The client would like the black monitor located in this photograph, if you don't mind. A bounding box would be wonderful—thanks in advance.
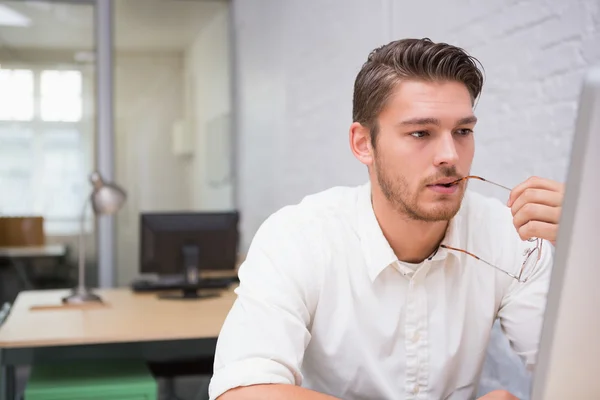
[139,211,239,300]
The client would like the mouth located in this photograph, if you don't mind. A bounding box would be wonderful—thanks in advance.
[426,177,463,194]
[427,178,462,188]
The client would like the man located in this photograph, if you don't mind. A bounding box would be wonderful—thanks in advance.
[209,38,564,400]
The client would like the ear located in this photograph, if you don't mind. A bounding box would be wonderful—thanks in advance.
[349,121,374,167]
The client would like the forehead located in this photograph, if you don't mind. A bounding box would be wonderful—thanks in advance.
[380,79,474,120]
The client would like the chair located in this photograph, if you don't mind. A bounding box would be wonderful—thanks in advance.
[25,360,158,400]
[147,358,214,400]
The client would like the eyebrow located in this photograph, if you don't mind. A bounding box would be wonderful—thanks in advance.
[399,116,478,126]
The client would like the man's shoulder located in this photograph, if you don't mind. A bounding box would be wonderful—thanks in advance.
[255,183,365,240]
[297,184,365,214]
[268,184,364,223]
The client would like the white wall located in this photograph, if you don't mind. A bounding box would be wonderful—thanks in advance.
[184,3,234,211]
[114,51,193,286]
[232,0,600,397]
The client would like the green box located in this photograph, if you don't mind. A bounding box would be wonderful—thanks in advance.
[25,360,158,400]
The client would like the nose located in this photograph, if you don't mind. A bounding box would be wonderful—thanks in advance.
[433,133,459,167]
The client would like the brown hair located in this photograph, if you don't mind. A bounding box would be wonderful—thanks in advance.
[352,38,484,147]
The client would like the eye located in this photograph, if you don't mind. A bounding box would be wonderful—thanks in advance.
[410,131,429,138]
[455,128,473,136]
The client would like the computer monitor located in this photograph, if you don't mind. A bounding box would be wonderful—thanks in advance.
[139,211,239,299]
[530,66,600,399]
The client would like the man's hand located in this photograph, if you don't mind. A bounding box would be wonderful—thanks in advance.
[507,176,565,245]
[477,389,520,399]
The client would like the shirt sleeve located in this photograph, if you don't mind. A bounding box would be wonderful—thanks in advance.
[208,207,324,400]
[497,240,554,369]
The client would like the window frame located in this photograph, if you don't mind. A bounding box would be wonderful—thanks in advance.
[0,61,95,235]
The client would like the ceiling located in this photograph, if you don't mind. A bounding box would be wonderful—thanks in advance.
[0,0,226,55]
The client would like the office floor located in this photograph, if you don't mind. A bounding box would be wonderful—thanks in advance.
[15,366,211,400]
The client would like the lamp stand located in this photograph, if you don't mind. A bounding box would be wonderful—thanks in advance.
[62,197,103,304]
[62,286,103,304]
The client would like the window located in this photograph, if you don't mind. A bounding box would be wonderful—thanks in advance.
[0,67,91,235]
[41,70,82,122]
[0,69,34,121]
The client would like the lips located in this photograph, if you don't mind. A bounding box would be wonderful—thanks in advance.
[427,177,461,188]
[425,177,462,194]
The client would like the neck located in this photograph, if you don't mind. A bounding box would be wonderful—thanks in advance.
[371,184,449,264]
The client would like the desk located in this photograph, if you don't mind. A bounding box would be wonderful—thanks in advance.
[0,245,68,291]
[0,245,67,259]
[0,286,237,400]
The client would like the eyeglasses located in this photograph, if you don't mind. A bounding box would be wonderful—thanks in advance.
[439,175,543,283]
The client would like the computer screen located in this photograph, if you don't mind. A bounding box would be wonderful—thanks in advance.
[140,211,240,277]
[530,66,600,399]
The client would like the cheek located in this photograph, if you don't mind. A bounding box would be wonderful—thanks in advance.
[458,138,475,165]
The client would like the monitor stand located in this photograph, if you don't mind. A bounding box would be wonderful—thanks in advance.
[157,284,220,300]
[157,244,220,301]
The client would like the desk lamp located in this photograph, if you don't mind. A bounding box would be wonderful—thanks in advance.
[62,171,127,304]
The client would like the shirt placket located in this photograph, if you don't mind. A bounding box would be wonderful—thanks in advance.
[403,262,430,400]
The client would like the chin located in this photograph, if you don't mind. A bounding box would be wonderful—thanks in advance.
[419,208,458,221]
[417,198,462,221]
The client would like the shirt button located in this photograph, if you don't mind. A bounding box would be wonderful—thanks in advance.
[412,332,420,342]
[412,385,420,394]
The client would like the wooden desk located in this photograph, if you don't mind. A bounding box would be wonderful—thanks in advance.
[0,245,68,291]
[0,245,66,259]
[0,286,237,400]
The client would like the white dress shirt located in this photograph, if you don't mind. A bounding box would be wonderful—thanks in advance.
[209,182,552,400]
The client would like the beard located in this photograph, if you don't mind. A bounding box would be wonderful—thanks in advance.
[373,156,465,222]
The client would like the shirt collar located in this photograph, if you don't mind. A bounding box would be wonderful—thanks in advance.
[356,180,465,282]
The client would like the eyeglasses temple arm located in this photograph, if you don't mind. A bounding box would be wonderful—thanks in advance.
[459,176,512,192]
[484,180,512,192]
[476,256,521,280]
[440,244,520,281]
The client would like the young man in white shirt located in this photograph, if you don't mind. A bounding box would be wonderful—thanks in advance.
[209,38,565,400]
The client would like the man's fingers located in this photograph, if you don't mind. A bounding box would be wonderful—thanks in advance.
[508,176,564,207]
[506,176,564,245]
[517,220,559,243]
[510,188,563,217]
[513,203,561,229]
